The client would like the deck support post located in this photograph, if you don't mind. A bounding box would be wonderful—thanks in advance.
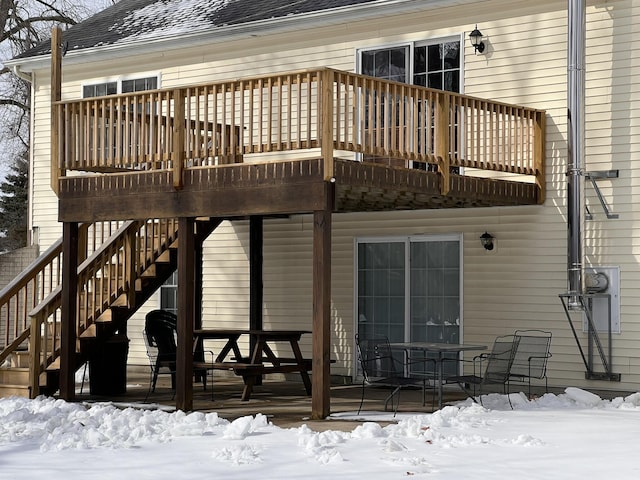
[191,228,204,371]
[321,69,334,181]
[249,216,264,358]
[176,217,195,411]
[50,27,62,195]
[311,183,334,419]
[60,221,78,401]
[436,93,450,195]
[173,88,186,190]
[194,240,203,332]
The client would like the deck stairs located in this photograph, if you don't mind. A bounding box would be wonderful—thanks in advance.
[0,217,221,398]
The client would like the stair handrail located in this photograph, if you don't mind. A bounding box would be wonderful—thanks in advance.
[1,218,179,397]
[0,222,123,365]
[27,218,179,396]
[0,237,65,366]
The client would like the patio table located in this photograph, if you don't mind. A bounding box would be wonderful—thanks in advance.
[389,342,487,409]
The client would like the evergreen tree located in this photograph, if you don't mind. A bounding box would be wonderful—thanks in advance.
[0,150,27,252]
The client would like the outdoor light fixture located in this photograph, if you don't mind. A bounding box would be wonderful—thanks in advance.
[469,25,485,54]
[480,232,494,251]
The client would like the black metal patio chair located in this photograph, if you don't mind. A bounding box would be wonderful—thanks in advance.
[509,329,552,398]
[355,334,434,415]
[143,309,215,401]
[445,334,520,408]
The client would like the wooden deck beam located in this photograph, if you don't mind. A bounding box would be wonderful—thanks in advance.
[58,158,539,223]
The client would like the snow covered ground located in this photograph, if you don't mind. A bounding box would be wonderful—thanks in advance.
[2,387,640,479]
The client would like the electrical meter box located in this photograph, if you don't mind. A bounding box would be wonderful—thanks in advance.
[583,266,620,334]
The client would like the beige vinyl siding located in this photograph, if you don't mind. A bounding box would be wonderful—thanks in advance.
[26,0,640,389]
[31,74,61,248]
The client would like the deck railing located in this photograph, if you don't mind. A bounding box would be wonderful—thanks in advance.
[54,68,545,195]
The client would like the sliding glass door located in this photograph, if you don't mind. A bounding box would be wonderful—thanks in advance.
[356,235,462,375]
[357,240,407,342]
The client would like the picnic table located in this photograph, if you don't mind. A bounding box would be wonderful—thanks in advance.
[193,329,312,401]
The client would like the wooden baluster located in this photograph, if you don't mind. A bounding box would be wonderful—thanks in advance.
[211,84,219,159]
[202,86,209,165]
[230,82,237,161]
[30,315,42,397]
[238,80,245,161]
[266,77,273,153]
[306,73,312,148]
[248,80,255,154]
[257,78,264,153]
[193,87,201,163]
[286,75,292,150]
[277,75,283,151]
[296,74,302,150]
[334,73,342,150]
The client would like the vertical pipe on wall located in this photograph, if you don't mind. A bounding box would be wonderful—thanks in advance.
[566,0,585,308]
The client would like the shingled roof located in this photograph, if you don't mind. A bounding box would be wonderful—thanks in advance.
[16,0,388,59]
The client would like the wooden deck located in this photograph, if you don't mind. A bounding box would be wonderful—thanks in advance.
[53,68,545,221]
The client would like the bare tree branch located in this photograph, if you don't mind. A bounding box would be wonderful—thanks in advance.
[35,0,78,24]
[0,1,105,250]
[0,97,29,110]
[1,14,75,42]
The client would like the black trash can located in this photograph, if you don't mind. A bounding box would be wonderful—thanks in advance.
[89,334,129,395]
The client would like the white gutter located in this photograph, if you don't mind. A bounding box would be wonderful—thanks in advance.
[12,65,32,82]
[5,0,484,72]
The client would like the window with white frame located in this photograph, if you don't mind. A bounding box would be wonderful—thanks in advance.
[359,40,460,90]
[359,39,461,171]
[82,76,158,98]
[160,270,178,315]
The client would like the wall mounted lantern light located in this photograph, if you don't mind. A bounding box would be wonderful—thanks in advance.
[480,232,494,251]
[469,25,485,54]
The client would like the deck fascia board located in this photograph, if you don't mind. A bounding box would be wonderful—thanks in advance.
[58,158,539,222]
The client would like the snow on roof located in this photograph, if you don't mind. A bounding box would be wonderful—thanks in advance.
[16,0,384,59]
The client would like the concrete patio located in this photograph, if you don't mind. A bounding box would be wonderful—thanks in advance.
[72,368,564,432]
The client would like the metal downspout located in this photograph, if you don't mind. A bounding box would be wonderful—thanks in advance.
[566,0,585,308]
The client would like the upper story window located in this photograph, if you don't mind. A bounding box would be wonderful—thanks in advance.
[361,46,408,82]
[83,82,117,98]
[359,39,460,93]
[122,77,158,93]
[82,76,158,98]
[413,42,459,92]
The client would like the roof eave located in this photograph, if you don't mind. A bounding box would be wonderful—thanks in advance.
[5,0,470,72]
